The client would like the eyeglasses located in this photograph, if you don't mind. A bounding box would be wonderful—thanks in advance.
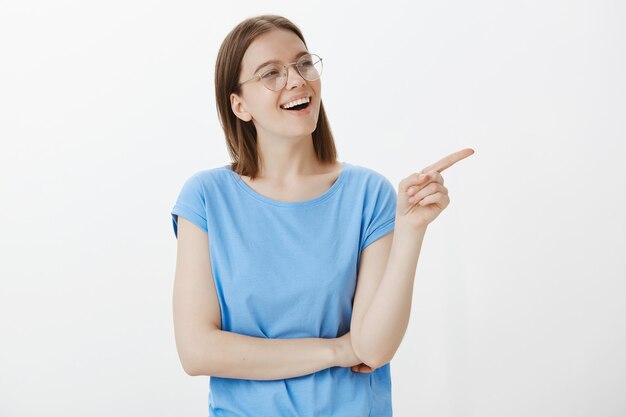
[236,53,323,92]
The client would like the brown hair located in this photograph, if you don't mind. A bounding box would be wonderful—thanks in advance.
[214,14,338,179]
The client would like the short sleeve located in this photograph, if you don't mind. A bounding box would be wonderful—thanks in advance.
[171,174,208,239]
[359,174,397,252]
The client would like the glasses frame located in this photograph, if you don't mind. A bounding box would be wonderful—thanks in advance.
[236,53,323,91]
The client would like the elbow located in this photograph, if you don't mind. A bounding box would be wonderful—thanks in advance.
[175,339,201,376]
[182,356,215,377]
[358,349,380,369]
[178,346,214,377]
[374,353,393,369]
[352,338,389,370]
[366,352,394,370]
[180,354,200,376]
[183,364,197,376]
[181,351,219,377]
[176,330,220,377]
[364,353,390,370]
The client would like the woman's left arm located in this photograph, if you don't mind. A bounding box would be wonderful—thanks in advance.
[350,148,474,370]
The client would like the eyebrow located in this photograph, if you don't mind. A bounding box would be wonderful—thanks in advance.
[253,51,310,74]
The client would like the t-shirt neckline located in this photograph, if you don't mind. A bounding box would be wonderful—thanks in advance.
[225,161,350,208]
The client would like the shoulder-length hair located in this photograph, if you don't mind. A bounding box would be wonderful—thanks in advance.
[214,14,337,179]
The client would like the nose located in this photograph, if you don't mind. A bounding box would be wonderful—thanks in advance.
[285,64,305,89]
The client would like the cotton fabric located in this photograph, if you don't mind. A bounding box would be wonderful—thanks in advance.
[171,161,396,416]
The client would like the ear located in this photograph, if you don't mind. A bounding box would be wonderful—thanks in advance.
[230,93,252,122]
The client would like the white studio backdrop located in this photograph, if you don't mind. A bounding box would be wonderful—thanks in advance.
[1,0,625,416]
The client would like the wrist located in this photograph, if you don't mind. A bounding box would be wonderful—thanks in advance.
[394,216,428,233]
[328,337,342,367]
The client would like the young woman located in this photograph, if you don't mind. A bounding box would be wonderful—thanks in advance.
[171,14,473,417]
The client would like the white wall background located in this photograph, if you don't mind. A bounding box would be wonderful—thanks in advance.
[1,0,624,416]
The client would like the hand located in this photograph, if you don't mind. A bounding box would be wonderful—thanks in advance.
[334,332,376,373]
[350,363,375,373]
[397,148,475,230]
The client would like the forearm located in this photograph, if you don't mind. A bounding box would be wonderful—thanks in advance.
[188,329,337,380]
[356,221,427,367]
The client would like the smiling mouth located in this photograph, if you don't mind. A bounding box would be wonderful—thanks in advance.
[281,98,312,111]
[285,102,309,111]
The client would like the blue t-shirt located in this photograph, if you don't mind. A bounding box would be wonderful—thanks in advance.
[171,161,396,417]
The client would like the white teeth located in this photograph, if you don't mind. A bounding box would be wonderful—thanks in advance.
[281,96,310,109]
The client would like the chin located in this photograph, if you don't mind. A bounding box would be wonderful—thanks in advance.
[288,126,316,139]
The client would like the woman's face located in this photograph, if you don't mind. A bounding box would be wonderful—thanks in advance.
[230,29,322,141]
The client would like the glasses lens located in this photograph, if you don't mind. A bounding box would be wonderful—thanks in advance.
[257,54,324,91]
[259,65,286,91]
[297,54,323,81]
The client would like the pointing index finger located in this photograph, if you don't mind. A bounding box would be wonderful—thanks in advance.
[420,148,475,174]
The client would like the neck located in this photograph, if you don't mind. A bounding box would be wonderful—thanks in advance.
[254,133,323,181]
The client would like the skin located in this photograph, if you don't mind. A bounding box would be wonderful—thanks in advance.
[348,148,475,373]
[399,148,475,228]
[229,28,335,184]
[229,27,476,373]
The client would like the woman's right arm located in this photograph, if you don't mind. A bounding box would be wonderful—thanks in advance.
[173,216,356,380]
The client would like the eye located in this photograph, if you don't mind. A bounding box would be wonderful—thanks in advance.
[298,59,314,68]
